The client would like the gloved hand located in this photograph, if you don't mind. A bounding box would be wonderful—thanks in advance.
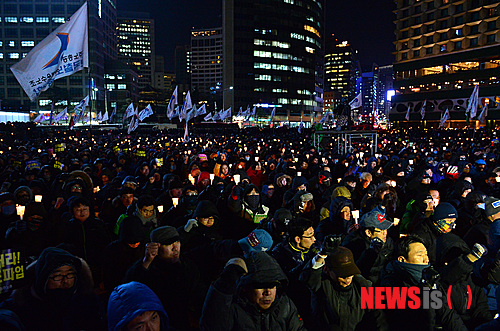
[422,266,440,288]
[184,219,198,232]
[369,237,384,252]
[320,235,342,256]
[225,257,248,273]
[472,243,488,260]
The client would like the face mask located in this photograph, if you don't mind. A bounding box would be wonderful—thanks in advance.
[246,195,260,210]
[245,156,250,161]
[45,288,75,304]
[434,219,456,234]
[2,205,16,216]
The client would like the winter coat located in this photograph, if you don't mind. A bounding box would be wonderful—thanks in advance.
[315,197,353,243]
[107,281,169,331]
[435,234,493,330]
[412,218,442,264]
[380,260,467,331]
[200,252,305,331]
[342,230,394,284]
[124,256,206,330]
[0,247,105,331]
[300,259,378,331]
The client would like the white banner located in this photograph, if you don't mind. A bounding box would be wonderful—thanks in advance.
[10,3,88,101]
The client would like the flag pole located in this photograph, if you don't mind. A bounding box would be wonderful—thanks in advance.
[87,0,92,136]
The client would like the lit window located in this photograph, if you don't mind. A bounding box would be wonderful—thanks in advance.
[8,41,15,47]
[36,17,49,23]
[39,100,51,106]
[21,17,34,23]
[52,17,65,24]
[5,17,18,23]
[9,53,19,59]
[305,47,315,53]
[21,41,34,47]
[0,53,3,59]
[117,84,127,89]
[106,84,115,90]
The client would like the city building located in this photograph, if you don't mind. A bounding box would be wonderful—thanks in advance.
[324,37,359,104]
[153,55,165,91]
[223,0,325,124]
[0,0,117,113]
[191,27,223,111]
[378,65,394,116]
[104,61,139,123]
[356,64,380,119]
[391,0,500,127]
[164,72,175,95]
[174,44,191,99]
[117,11,155,89]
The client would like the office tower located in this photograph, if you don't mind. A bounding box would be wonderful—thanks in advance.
[223,0,325,123]
[0,0,117,112]
[391,0,500,126]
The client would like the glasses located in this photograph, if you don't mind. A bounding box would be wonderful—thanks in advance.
[49,272,77,282]
[74,207,89,213]
[71,185,82,190]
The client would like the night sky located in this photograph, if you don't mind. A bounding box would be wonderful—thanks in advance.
[119,0,395,72]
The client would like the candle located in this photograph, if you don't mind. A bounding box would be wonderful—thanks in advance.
[16,205,25,220]
[255,156,259,162]
[234,174,241,185]
[157,205,164,213]
[393,218,400,226]
[209,174,215,183]
[409,159,413,165]
[352,210,359,220]
[337,178,342,183]
[188,174,195,185]
[297,172,302,177]
[35,195,42,203]
[172,198,179,208]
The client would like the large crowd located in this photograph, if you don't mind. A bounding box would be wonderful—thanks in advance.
[0,122,499,330]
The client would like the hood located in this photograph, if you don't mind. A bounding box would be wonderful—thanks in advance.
[119,216,146,244]
[14,186,33,203]
[196,171,211,190]
[34,247,82,298]
[291,176,308,191]
[436,233,470,267]
[330,196,353,221]
[193,200,220,219]
[239,252,288,288]
[108,281,169,331]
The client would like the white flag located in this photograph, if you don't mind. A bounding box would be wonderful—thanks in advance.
[34,114,46,124]
[167,86,178,119]
[319,112,329,124]
[186,107,196,122]
[298,119,304,133]
[349,92,362,109]
[204,113,213,121]
[96,112,103,122]
[102,110,109,122]
[123,102,135,119]
[53,107,68,123]
[270,107,276,122]
[183,123,189,143]
[74,95,89,111]
[220,107,231,121]
[237,107,243,117]
[10,3,88,101]
[478,104,488,124]
[212,111,221,121]
[179,91,192,122]
[138,104,153,121]
[109,104,117,122]
[420,100,427,120]
[128,112,139,134]
[196,104,207,116]
[405,105,411,121]
[439,109,450,128]
[466,85,480,118]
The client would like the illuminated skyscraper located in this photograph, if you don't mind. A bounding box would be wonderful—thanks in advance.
[223,0,325,123]
[117,11,155,89]
[0,0,117,112]
[391,0,500,126]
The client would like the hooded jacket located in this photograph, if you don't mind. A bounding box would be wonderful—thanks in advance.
[107,281,170,331]
[0,247,105,331]
[200,252,304,331]
[315,197,353,243]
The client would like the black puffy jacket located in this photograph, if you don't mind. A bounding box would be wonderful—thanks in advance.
[200,252,305,331]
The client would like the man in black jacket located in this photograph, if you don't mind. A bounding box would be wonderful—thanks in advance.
[300,237,381,330]
[125,226,206,330]
[343,206,394,284]
[380,235,468,331]
[272,217,318,327]
[200,252,305,331]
